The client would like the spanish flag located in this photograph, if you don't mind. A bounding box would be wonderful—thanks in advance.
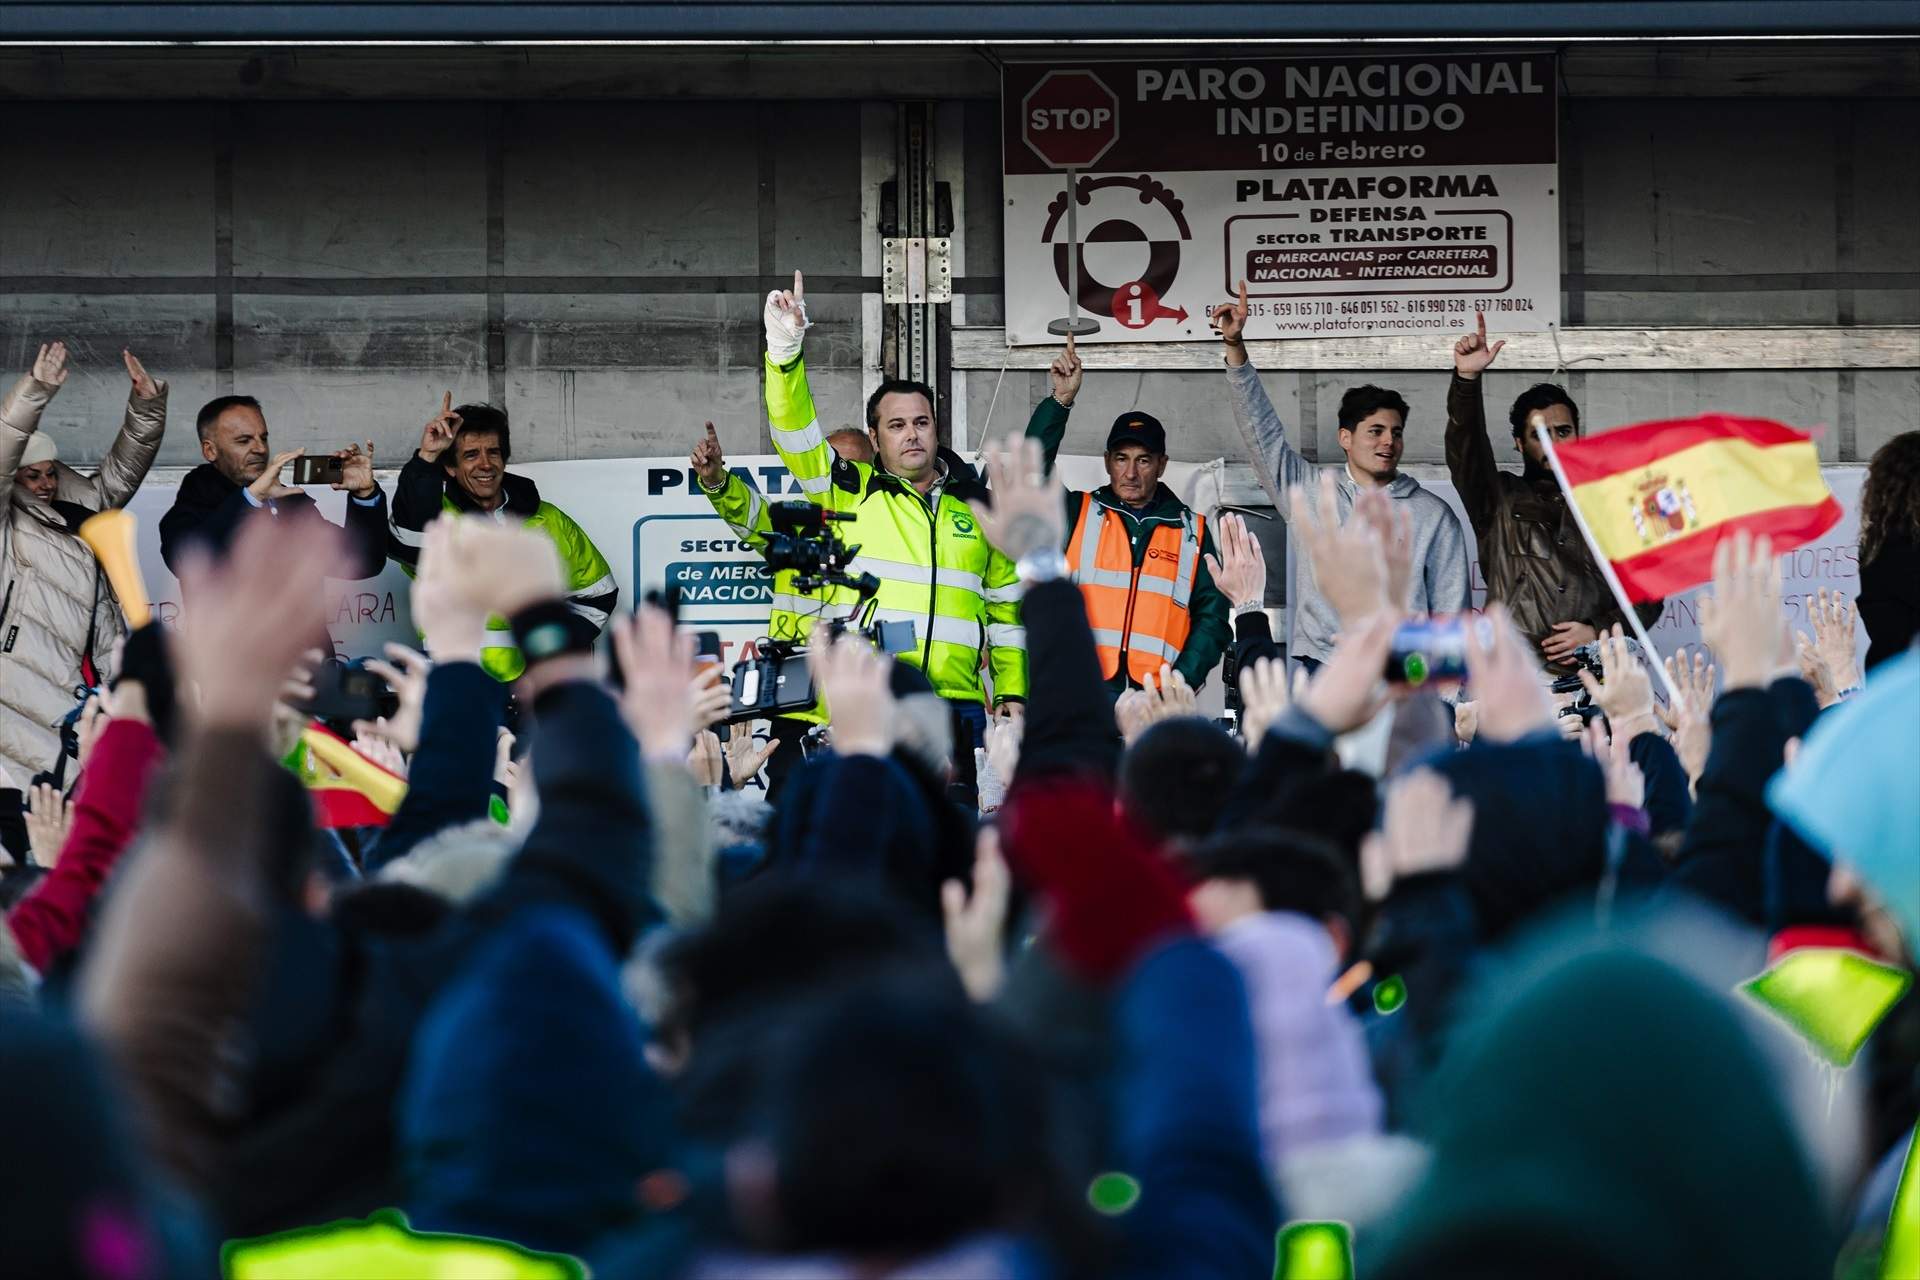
[287,722,408,829]
[1551,414,1841,603]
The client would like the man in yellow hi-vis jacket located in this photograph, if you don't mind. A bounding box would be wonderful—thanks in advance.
[693,270,1027,791]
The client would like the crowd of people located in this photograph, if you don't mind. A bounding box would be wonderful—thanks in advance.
[0,268,1916,1278]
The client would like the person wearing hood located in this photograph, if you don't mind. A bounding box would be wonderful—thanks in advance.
[155,391,387,581]
[1210,283,1470,674]
[1,342,167,818]
[1023,337,1231,694]
[1371,943,1835,1279]
[388,395,617,682]
[1445,310,1663,673]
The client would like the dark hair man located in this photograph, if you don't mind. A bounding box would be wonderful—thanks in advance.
[1023,334,1232,693]
[1212,282,1471,674]
[1446,312,1662,670]
[157,393,389,579]
[388,394,616,682]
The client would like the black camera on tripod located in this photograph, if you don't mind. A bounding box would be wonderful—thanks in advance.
[727,502,916,723]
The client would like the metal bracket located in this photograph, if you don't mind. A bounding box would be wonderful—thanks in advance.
[881,236,952,304]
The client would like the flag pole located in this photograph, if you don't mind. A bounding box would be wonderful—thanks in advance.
[1533,420,1686,709]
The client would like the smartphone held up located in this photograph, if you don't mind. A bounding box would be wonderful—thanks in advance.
[289,454,346,487]
[1384,615,1493,688]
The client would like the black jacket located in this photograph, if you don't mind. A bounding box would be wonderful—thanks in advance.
[157,463,389,579]
[214,673,655,1236]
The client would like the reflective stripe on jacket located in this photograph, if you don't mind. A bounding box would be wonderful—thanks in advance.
[1065,489,1204,685]
[730,353,1026,706]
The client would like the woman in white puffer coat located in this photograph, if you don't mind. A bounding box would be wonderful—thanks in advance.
[0,341,167,802]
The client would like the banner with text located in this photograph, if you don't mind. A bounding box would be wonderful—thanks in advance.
[1001,54,1560,345]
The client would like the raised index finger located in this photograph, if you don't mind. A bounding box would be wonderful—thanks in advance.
[440,390,452,418]
[1236,279,1248,311]
[792,270,804,302]
[1064,330,1076,360]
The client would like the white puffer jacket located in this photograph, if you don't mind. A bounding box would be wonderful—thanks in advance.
[0,373,167,788]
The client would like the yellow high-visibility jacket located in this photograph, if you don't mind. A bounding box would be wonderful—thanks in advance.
[703,354,1026,705]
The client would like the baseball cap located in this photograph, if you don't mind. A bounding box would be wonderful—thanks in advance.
[1105,411,1166,455]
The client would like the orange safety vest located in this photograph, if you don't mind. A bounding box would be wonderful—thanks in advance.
[1065,491,1205,685]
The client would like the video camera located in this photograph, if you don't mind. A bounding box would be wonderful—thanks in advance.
[1550,642,1606,725]
[728,501,916,722]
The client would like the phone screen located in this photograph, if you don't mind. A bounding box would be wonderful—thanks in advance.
[1385,615,1489,687]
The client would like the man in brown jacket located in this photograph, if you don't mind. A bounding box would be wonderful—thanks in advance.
[1445,313,1662,672]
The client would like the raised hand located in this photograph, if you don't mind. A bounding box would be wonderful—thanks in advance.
[1698,530,1782,691]
[942,827,1013,1002]
[971,435,1065,563]
[26,782,74,867]
[1351,488,1414,612]
[31,341,69,388]
[1465,604,1557,742]
[1114,689,1154,745]
[1453,310,1506,380]
[1049,332,1084,407]
[1237,655,1296,751]
[333,440,378,499]
[686,731,724,787]
[410,521,490,663]
[1584,718,1646,810]
[175,514,351,733]
[1209,280,1251,367]
[984,715,1022,785]
[249,448,305,502]
[1299,610,1399,735]
[691,420,727,488]
[724,724,779,789]
[764,268,811,363]
[1360,768,1475,902]
[690,664,732,731]
[1807,589,1859,699]
[1658,646,1717,728]
[1576,624,1658,739]
[420,391,461,463]
[123,349,159,399]
[494,729,518,789]
[1204,510,1266,609]
[430,515,567,622]
[810,633,896,758]
[350,729,409,779]
[611,605,702,763]
[1288,472,1389,624]
[357,642,431,753]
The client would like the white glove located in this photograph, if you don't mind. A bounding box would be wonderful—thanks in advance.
[764,270,811,365]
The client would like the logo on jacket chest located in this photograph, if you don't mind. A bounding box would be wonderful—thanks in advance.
[947,510,978,540]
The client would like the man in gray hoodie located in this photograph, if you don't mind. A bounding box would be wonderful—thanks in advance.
[1211,284,1470,671]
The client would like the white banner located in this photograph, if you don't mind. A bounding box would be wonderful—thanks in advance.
[118,457,1869,696]
[1001,54,1561,346]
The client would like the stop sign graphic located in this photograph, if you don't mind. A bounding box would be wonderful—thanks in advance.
[1022,70,1121,170]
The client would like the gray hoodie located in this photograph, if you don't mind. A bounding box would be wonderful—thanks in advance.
[1224,359,1471,663]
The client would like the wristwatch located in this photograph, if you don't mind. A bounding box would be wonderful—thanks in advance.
[1016,547,1070,586]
